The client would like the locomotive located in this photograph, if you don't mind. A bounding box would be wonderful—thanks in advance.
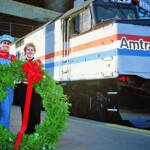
[12,0,150,128]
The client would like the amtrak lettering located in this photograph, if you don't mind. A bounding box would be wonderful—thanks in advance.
[120,37,150,50]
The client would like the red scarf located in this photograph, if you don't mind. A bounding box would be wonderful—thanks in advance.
[0,50,9,59]
[0,49,16,61]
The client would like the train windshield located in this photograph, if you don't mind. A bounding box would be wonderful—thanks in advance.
[94,4,137,24]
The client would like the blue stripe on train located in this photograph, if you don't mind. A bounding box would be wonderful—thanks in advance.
[45,49,117,69]
[118,48,150,56]
[45,23,55,75]
[45,48,150,69]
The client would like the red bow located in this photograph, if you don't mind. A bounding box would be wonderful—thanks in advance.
[14,61,43,150]
[22,61,43,83]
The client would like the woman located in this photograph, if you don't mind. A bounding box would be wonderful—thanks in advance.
[16,43,42,134]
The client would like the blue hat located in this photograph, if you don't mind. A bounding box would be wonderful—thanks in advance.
[0,34,14,43]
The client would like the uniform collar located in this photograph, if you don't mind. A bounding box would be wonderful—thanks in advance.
[26,57,34,61]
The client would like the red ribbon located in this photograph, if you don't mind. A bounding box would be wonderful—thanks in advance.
[14,61,43,150]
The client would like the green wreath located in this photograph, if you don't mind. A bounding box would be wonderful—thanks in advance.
[0,60,70,150]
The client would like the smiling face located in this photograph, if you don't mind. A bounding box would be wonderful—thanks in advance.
[0,40,11,51]
[25,46,35,59]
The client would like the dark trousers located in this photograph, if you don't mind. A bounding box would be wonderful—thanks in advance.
[14,83,42,134]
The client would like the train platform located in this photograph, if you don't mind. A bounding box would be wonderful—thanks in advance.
[10,106,150,150]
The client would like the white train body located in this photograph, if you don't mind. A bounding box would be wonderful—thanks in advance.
[13,21,150,81]
[12,0,150,128]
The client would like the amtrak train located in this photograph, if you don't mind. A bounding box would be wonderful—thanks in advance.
[12,0,150,128]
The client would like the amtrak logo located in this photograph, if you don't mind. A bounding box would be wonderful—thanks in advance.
[120,37,150,50]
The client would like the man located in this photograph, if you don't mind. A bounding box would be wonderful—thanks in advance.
[0,34,16,130]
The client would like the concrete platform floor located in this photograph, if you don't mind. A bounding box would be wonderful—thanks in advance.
[10,105,150,150]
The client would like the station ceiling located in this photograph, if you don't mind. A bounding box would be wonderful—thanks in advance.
[0,0,74,38]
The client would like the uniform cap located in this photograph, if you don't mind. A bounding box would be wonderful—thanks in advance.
[0,34,14,43]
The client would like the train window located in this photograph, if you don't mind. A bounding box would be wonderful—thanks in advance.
[69,16,80,37]
[94,5,136,24]
[80,8,91,32]
[69,7,92,37]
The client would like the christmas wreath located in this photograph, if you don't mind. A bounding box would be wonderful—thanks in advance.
[0,60,70,150]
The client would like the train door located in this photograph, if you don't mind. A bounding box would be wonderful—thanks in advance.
[60,7,92,81]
